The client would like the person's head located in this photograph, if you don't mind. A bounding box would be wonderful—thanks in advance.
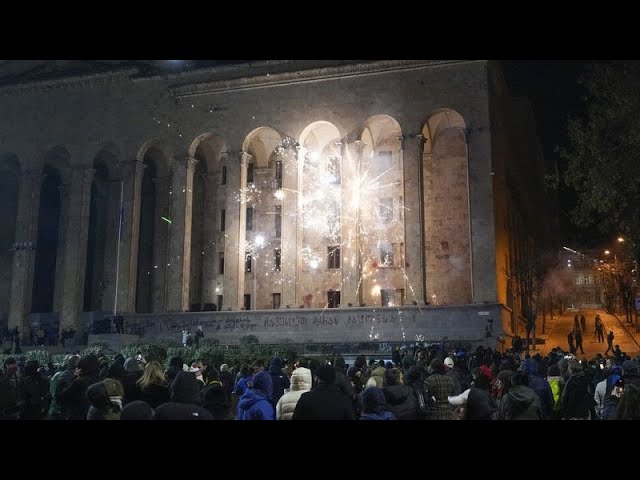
[383,368,402,387]
[3,357,16,375]
[251,371,273,398]
[614,383,640,420]
[137,361,166,391]
[120,401,154,420]
[316,364,336,385]
[429,358,445,375]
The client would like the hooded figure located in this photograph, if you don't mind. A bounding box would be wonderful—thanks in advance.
[499,371,542,420]
[202,384,234,420]
[87,378,124,420]
[153,372,213,420]
[269,357,291,405]
[237,370,275,420]
[120,400,154,420]
[520,358,554,419]
[276,366,312,420]
[360,386,396,420]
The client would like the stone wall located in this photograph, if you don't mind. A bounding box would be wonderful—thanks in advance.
[121,304,504,346]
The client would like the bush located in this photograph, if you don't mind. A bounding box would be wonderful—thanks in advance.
[24,350,51,366]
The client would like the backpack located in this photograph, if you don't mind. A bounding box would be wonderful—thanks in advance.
[548,378,563,413]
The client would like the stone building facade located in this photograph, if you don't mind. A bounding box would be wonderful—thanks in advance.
[0,60,548,344]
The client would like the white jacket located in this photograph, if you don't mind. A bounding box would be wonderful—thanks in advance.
[276,367,312,420]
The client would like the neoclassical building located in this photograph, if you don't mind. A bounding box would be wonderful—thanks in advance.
[0,60,549,343]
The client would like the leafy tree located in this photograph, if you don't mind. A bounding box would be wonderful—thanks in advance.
[560,61,640,259]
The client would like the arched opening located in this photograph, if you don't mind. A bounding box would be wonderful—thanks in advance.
[240,127,286,310]
[422,108,471,305]
[298,121,343,308]
[355,115,404,307]
[0,155,20,331]
[136,145,169,313]
[32,165,62,313]
[188,134,226,311]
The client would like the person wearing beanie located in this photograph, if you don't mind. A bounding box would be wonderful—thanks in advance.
[499,371,542,420]
[236,370,275,420]
[360,386,396,420]
[121,357,144,405]
[120,400,154,420]
[276,366,312,420]
[292,364,355,420]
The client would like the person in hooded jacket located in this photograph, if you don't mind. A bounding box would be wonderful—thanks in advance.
[86,378,124,420]
[237,370,275,420]
[382,367,420,420]
[153,371,212,420]
[520,357,554,419]
[268,357,290,405]
[360,386,396,420]
[203,383,234,420]
[276,366,312,420]
[499,371,542,420]
[292,364,355,420]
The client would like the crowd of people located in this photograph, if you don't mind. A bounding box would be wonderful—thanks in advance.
[0,339,638,420]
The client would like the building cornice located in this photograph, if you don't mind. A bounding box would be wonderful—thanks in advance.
[0,68,139,96]
[168,60,484,99]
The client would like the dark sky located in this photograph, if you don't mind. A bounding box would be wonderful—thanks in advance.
[500,60,604,248]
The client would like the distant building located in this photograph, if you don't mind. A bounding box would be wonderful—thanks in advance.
[0,60,551,344]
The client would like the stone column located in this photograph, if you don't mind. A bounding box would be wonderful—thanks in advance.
[281,146,299,309]
[403,134,426,305]
[200,171,220,307]
[224,151,248,310]
[59,166,95,334]
[53,182,70,313]
[341,140,363,306]
[152,176,171,312]
[165,156,197,312]
[8,170,43,341]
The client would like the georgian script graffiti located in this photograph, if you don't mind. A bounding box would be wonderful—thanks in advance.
[263,315,340,328]
[346,313,399,324]
[128,316,258,334]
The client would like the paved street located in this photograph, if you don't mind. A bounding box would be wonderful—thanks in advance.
[535,308,640,359]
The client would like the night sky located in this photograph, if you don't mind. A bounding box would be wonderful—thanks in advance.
[500,60,603,248]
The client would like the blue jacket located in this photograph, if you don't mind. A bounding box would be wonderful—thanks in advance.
[237,389,275,420]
